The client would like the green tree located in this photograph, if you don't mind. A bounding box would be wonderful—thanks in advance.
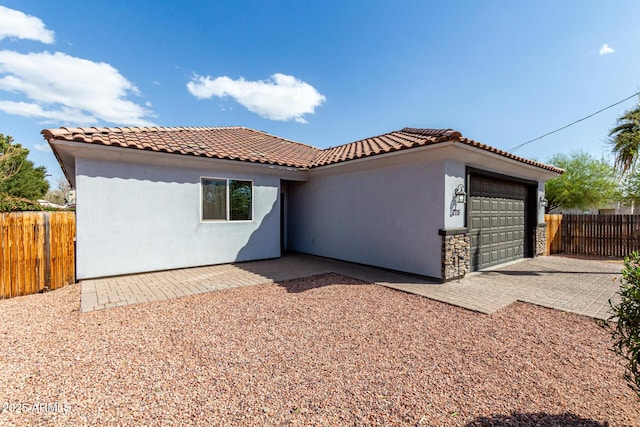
[0,134,49,200]
[618,170,640,209]
[601,252,640,398]
[610,102,640,175]
[0,134,23,183]
[545,151,618,212]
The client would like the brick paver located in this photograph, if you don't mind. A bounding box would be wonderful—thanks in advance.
[383,256,622,319]
[80,254,622,319]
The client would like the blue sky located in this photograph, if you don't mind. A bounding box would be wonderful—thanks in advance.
[0,1,639,185]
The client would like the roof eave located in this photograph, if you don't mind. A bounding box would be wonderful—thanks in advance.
[49,141,75,187]
[451,142,563,177]
[47,138,310,178]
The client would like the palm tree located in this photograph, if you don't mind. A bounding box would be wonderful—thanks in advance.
[610,104,640,174]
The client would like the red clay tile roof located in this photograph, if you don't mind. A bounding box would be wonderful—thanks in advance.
[41,126,319,168]
[41,126,562,173]
[312,128,462,166]
[313,128,563,173]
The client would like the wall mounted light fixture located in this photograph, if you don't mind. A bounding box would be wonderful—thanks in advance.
[455,184,467,204]
[539,197,548,208]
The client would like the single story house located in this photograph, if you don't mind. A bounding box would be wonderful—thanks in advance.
[42,126,562,281]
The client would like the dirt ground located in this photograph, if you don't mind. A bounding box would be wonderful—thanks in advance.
[1,273,638,426]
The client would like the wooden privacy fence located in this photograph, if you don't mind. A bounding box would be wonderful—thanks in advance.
[545,213,640,257]
[0,211,75,299]
[544,214,562,255]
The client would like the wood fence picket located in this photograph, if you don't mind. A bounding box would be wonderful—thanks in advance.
[546,213,640,257]
[0,211,75,299]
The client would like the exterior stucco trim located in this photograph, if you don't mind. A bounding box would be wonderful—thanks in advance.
[438,227,469,236]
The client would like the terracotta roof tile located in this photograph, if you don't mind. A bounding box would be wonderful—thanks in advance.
[41,126,320,168]
[310,128,563,173]
[41,126,562,174]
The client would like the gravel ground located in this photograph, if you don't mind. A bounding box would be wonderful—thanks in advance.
[0,273,638,426]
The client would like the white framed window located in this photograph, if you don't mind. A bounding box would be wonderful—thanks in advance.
[201,178,253,221]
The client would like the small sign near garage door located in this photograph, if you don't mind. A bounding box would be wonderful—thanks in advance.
[468,175,528,271]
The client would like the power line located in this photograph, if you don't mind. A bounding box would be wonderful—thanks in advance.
[510,91,640,152]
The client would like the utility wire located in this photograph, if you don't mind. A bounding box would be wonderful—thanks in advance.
[510,91,640,152]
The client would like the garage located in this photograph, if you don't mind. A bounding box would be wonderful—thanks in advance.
[468,174,532,271]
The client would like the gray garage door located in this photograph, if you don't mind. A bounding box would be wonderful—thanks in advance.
[469,176,528,271]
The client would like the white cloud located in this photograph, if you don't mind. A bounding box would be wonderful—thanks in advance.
[187,73,326,123]
[0,6,55,44]
[599,44,615,55]
[0,101,95,124]
[34,142,52,152]
[0,50,154,126]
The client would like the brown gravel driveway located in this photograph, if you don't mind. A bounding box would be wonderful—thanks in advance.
[1,273,638,426]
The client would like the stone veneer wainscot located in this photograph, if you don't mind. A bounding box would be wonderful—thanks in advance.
[439,228,470,281]
[534,223,546,257]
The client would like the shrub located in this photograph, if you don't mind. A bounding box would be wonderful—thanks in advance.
[602,251,640,398]
[0,193,66,212]
[0,193,44,212]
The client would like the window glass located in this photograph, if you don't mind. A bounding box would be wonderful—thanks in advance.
[229,180,252,221]
[202,179,226,220]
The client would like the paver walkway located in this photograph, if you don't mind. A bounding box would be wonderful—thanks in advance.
[385,256,622,319]
[80,254,433,312]
[81,254,622,319]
